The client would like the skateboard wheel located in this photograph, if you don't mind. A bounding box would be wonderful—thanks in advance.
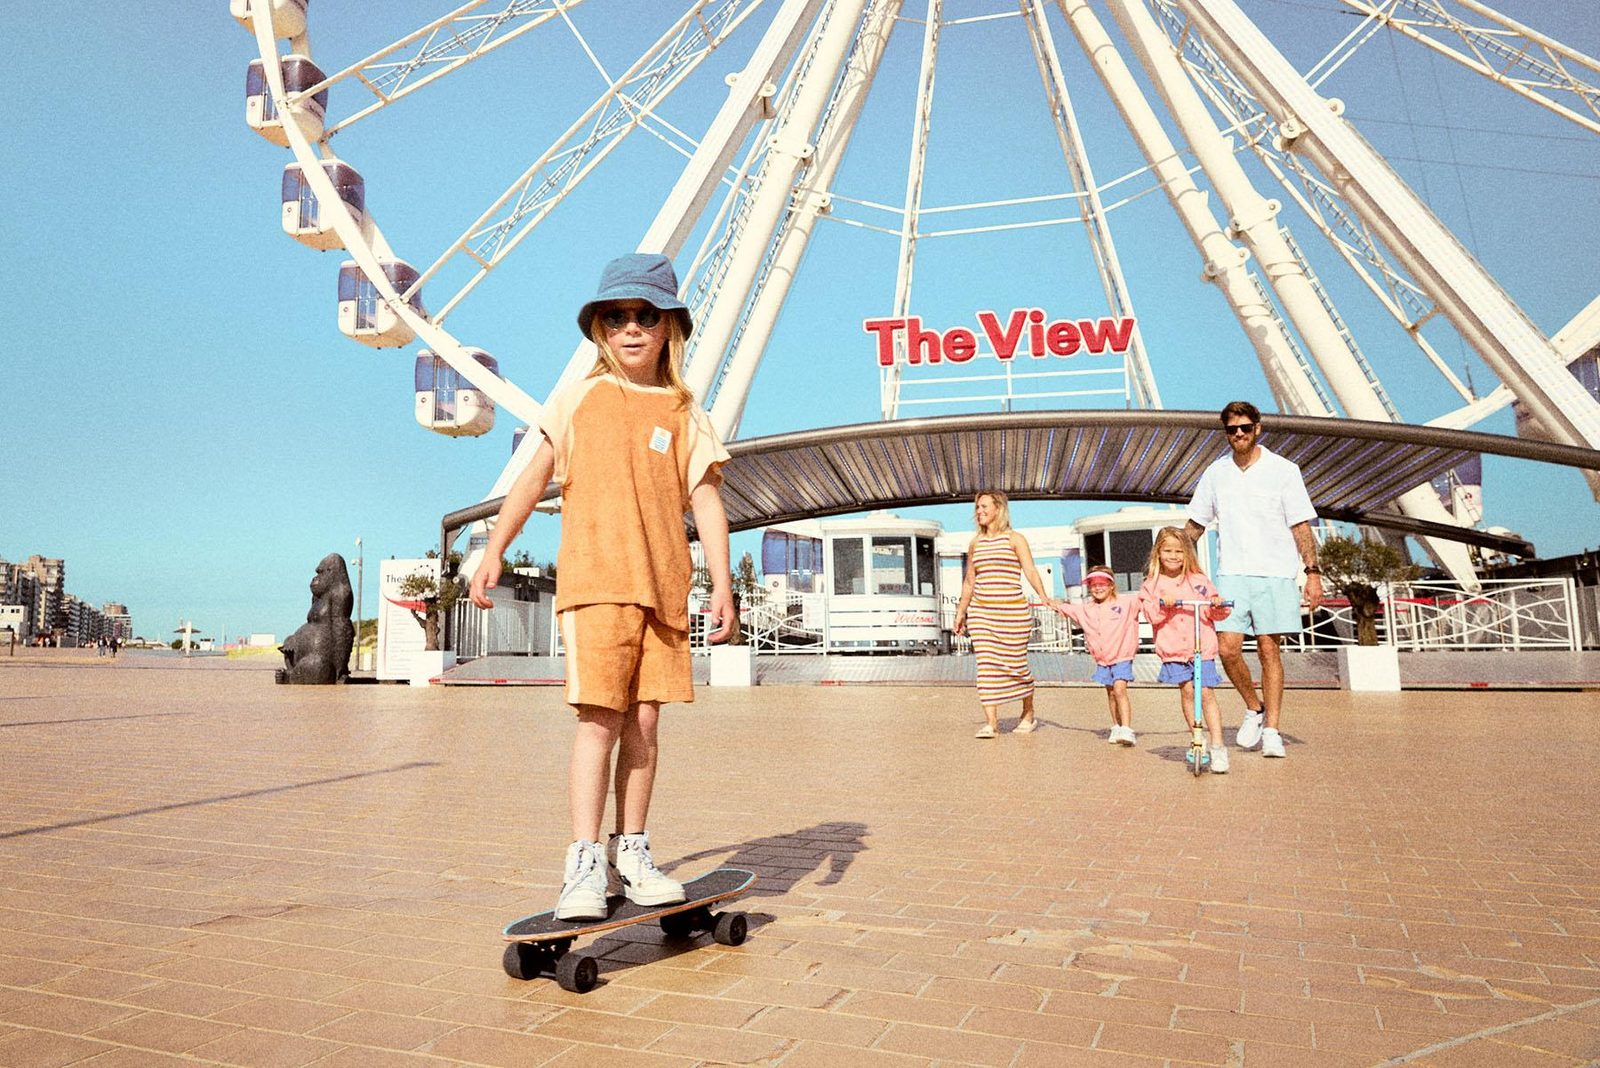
[502,942,546,981]
[556,951,599,993]
[659,910,697,939]
[712,911,748,947]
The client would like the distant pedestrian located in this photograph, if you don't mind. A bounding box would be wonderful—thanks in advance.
[1051,564,1143,745]
[1185,401,1323,758]
[954,490,1052,738]
[110,636,120,658]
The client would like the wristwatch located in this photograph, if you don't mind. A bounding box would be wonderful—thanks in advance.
[1304,565,1322,575]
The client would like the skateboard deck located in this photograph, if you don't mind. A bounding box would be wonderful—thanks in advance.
[501,867,757,991]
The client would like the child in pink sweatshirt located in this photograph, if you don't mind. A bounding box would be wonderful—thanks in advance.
[1140,527,1233,772]
[1053,564,1143,746]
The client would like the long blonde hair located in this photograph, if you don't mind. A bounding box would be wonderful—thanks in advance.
[975,490,1012,535]
[1145,525,1203,581]
[585,311,693,404]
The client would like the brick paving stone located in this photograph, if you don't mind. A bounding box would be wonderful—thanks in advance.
[0,1029,120,1067]
[188,1027,348,1068]
[2,660,1599,1066]
[73,1049,207,1067]
[83,1009,242,1054]
[517,1005,677,1049]
[770,1039,935,1067]
[1404,1035,1589,1066]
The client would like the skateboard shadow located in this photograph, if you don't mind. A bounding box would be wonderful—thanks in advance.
[573,822,870,982]
[659,820,869,897]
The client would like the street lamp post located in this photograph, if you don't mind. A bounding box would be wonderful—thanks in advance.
[354,537,364,674]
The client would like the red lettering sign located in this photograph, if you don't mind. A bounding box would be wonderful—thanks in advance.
[866,310,1136,365]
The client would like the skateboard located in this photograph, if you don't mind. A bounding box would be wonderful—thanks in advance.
[501,867,757,992]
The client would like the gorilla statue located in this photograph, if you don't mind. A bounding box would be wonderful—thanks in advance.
[277,553,354,684]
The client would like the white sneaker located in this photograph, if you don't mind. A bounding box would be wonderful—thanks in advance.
[1107,726,1123,745]
[1209,746,1230,773]
[555,840,608,921]
[1120,727,1137,747]
[609,831,685,907]
[1012,717,1038,734]
[1236,709,1265,750]
[1261,728,1286,758]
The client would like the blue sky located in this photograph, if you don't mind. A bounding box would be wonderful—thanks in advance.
[3,0,1596,642]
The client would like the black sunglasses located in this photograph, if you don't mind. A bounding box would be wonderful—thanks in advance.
[1224,422,1258,437]
[599,306,664,330]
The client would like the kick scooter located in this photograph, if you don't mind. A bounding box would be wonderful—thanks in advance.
[1166,598,1232,777]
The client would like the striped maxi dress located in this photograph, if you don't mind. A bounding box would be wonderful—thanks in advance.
[967,533,1036,705]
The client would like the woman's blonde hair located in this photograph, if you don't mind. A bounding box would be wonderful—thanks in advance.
[1145,525,1203,581]
[974,490,1011,534]
[585,310,693,404]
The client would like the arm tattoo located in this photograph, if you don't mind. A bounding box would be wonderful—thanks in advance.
[1291,521,1317,566]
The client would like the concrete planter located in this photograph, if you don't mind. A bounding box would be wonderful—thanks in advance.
[708,644,756,687]
[1336,644,1400,692]
[409,650,457,687]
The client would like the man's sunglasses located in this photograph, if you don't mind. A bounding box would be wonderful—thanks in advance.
[599,306,664,331]
[1224,422,1258,437]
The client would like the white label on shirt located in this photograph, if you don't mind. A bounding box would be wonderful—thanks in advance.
[649,426,672,454]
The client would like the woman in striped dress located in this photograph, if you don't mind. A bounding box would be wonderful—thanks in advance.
[954,491,1054,738]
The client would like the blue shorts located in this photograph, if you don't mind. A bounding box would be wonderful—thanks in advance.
[1215,575,1303,636]
[1158,659,1222,687]
[1092,659,1134,686]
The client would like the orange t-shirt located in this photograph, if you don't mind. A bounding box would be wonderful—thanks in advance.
[539,373,729,632]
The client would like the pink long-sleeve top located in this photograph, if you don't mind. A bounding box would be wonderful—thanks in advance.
[1139,572,1231,663]
[1055,594,1143,666]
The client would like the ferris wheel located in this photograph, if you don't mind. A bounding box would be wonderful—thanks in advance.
[236,0,1600,583]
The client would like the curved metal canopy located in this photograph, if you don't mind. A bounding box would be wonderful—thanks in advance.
[715,410,1600,554]
[443,410,1600,558]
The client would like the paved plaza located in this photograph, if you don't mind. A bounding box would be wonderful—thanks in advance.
[1,652,1598,1067]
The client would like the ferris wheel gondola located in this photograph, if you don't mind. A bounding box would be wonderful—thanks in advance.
[337,260,423,348]
[282,161,364,251]
[245,56,326,146]
[416,350,499,437]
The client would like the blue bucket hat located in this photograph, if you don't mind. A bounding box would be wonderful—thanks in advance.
[576,252,693,339]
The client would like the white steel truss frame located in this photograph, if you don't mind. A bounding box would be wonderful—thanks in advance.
[412,0,772,324]
[1167,0,1600,465]
[879,0,942,421]
[1113,0,1478,583]
[1019,0,1159,411]
[1341,0,1600,137]
[706,0,905,438]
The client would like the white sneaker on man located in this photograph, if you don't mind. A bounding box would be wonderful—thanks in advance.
[608,831,686,907]
[1209,745,1230,773]
[1261,728,1286,758]
[555,840,608,921]
[1236,709,1265,749]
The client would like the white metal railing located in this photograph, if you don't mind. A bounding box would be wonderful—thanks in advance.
[536,577,1584,658]
[1279,577,1580,651]
[1382,578,1579,652]
[688,587,827,653]
[740,588,825,653]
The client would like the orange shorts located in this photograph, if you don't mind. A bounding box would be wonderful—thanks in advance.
[559,603,694,712]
